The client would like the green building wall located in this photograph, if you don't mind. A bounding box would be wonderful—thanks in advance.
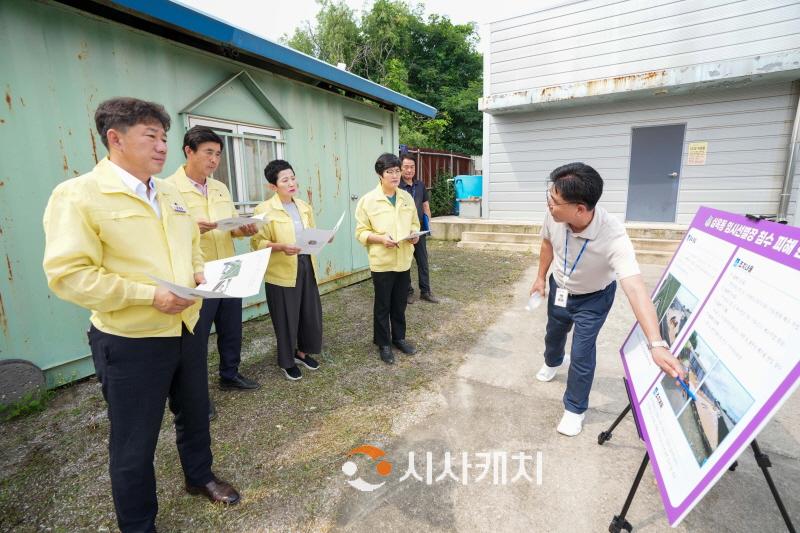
[0,0,399,387]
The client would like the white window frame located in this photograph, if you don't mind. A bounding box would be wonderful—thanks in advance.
[188,116,285,212]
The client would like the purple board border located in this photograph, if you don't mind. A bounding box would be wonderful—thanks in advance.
[618,206,800,526]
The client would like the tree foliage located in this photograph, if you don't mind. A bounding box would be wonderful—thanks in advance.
[283,0,483,154]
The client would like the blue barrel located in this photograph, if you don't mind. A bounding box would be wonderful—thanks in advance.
[454,175,483,199]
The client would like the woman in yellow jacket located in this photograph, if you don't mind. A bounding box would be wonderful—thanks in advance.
[355,153,420,364]
[251,160,322,380]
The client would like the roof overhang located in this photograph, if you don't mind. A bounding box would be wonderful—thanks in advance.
[480,49,800,115]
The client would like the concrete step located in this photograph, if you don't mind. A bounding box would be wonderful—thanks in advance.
[630,237,682,252]
[458,232,678,263]
[431,216,687,242]
[457,241,535,253]
[459,239,673,265]
[624,224,686,241]
[430,217,541,240]
[460,231,541,244]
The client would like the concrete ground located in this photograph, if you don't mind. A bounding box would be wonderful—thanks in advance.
[332,264,800,532]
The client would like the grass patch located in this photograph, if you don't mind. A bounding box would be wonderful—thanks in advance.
[0,242,531,532]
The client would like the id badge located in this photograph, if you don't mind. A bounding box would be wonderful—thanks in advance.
[554,287,569,307]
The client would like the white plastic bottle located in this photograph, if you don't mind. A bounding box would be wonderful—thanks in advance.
[525,291,543,311]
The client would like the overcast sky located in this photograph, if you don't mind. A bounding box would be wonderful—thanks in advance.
[177,0,557,54]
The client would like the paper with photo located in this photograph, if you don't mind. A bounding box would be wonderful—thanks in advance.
[213,212,268,232]
[295,211,346,255]
[619,206,800,527]
[150,248,271,299]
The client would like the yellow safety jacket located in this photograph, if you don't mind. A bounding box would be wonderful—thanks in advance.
[355,184,420,272]
[165,165,238,261]
[250,194,319,287]
[42,158,203,337]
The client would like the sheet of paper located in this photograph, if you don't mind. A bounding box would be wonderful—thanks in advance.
[397,230,430,242]
[294,211,346,255]
[150,248,271,299]
[213,212,267,232]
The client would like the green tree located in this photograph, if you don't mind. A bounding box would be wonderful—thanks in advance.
[283,0,483,154]
[287,0,362,70]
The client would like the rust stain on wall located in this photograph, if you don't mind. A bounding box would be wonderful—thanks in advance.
[334,154,342,197]
[0,292,8,337]
[0,119,5,124]
[306,186,313,204]
[89,128,98,163]
[19,97,25,107]
[325,262,332,276]
[77,40,89,61]
[5,255,12,281]
[540,70,668,101]
[58,139,69,174]
[4,89,11,111]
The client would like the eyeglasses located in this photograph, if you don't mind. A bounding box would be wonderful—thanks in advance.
[545,187,578,208]
[384,169,402,175]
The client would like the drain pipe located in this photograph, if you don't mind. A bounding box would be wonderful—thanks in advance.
[777,81,800,223]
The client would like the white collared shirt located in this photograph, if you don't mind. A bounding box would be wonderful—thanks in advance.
[108,159,161,218]
[541,206,640,294]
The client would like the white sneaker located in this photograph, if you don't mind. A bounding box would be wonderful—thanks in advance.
[557,410,585,437]
[535,353,570,382]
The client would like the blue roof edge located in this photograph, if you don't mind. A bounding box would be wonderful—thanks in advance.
[106,0,438,118]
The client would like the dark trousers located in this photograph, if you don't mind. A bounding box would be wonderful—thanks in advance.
[409,234,431,295]
[196,297,243,380]
[543,275,616,415]
[265,255,323,369]
[88,325,213,533]
[371,269,411,346]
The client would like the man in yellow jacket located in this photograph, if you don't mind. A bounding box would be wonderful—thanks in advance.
[355,153,420,364]
[42,98,239,533]
[166,126,259,393]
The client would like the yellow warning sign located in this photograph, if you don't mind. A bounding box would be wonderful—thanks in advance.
[687,141,708,165]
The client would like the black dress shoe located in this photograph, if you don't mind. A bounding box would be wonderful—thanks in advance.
[392,339,416,355]
[379,345,394,364]
[420,292,440,303]
[219,373,261,391]
[209,401,217,422]
[186,476,240,505]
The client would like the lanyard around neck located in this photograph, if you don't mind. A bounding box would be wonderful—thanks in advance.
[564,231,589,278]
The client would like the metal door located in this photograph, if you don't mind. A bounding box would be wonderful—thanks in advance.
[345,120,385,270]
[626,124,686,222]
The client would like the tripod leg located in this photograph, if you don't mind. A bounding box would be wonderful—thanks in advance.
[751,440,796,533]
[598,403,631,445]
[609,452,649,533]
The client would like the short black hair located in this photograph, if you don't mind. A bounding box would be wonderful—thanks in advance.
[400,153,416,165]
[183,126,223,155]
[375,153,402,176]
[94,97,171,149]
[264,159,294,185]
[549,162,603,210]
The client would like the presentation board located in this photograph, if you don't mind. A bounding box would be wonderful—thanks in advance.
[620,207,800,526]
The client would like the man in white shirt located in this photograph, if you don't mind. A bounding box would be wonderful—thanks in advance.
[530,162,685,437]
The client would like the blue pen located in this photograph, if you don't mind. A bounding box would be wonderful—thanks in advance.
[677,376,697,402]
